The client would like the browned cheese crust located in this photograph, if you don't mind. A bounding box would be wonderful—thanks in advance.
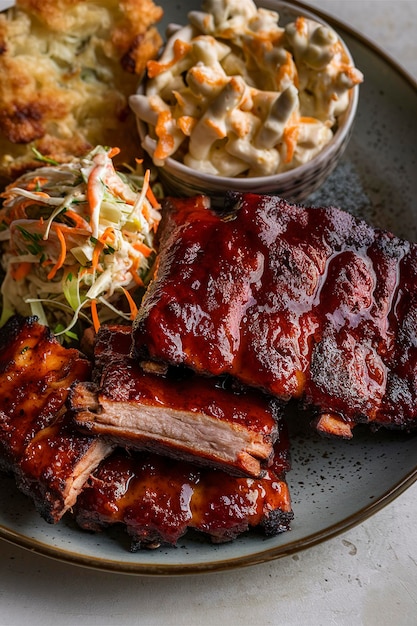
[0,0,163,183]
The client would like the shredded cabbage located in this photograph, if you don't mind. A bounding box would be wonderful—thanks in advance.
[0,146,162,341]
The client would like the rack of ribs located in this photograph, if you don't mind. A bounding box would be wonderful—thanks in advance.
[132,192,417,438]
[74,430,293,549]
[71,325,284,478]
[0,315,113,522]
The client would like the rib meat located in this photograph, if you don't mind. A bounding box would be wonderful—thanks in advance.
[74,432,293,549]
[132,192,417,437]
[71,325,282,477]
[0,315,113,522]
[16,416,113,523]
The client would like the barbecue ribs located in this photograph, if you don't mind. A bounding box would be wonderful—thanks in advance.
[0,315,113,522]
[71,325,283,477]
[132,192,417,438]
[74,432,293,549]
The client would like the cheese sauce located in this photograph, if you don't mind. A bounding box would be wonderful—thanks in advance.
[131,0,363,177]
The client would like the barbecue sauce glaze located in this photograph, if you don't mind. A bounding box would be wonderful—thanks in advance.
[133,192,417,434]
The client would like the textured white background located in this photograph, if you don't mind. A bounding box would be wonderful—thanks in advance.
[0,1,416,625]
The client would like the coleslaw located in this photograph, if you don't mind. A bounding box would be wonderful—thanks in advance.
[0,146,162,341]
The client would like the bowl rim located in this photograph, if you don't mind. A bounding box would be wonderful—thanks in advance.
[134,0,361,187]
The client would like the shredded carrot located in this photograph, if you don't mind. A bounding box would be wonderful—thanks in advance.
[87,158,106,239]
[107,147,120,158]
[91,226,116,272]
[295,16,307,36]
[154,110,176,161]
[300,116,319,124]
[47,225,67,280]
[121,287,138,320]
[31,191,50,199]
[96,157,137,207]
[131,272,145,287]
[90,299,100,332]
[276,51,298,90]
[26,177,49,191]
[99,226,116,245]
[3,193,51,224]
[144,172,161,209]
[10,261,32,281]
[133,241,153,257]
[141,202,152,223]
[2,202,27,223]
[177,115,197,137]
[283,125,300,164]
[65,209,91,230]
[92,240,104,273]
[147,39,192,78]
[128,254,145,286]
[80,267,94,277]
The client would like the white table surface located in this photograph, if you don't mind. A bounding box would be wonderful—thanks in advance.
[0,2,416,625]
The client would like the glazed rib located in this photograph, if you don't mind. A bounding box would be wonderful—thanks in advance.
[132,192,417,437]
[74,433,293,549]
[71,325,282,477]
[0,315,91,470]
[17,416,113,523]
[0,315,113,522]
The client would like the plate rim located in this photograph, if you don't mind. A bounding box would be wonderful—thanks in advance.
[1,458,416,576]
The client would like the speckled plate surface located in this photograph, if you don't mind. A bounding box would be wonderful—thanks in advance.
[1,0,417,575]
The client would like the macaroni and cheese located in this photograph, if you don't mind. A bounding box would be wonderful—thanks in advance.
[130,0,363,177]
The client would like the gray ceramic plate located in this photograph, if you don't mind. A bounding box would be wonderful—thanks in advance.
[0,0,417,575]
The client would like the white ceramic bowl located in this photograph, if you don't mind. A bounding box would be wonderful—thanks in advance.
[133,1,361,205]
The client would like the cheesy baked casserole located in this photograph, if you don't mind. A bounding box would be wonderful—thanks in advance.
[0,0,163,184]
